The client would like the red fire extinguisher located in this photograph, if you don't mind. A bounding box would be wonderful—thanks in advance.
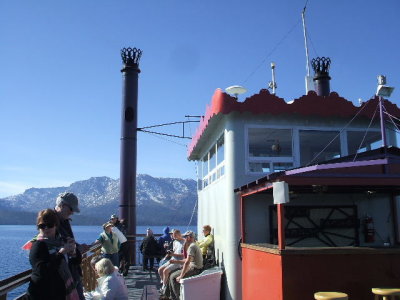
[364,215,375,243]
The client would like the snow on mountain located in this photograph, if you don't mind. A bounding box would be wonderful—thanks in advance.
[0,175,197,225]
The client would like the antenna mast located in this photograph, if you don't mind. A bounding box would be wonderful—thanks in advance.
[302,6,313,93]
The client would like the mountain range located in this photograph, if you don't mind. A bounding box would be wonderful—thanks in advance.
[0,175,197,226]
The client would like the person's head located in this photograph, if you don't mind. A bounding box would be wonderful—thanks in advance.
[55,192,80,220]
[95,258,114,277]
[90,255,102,272]
[202,225,212,236]
[182,230,195,243]
[37,209,59,238]
[103,222,113,233]
[173,229,182,240]
[120,219,126,226]
[163,227,170,235]
[146,228,153,236]
[110,214,118,224]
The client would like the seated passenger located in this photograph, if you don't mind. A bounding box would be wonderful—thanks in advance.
[161,231,203,300]
[158,229,185,292]
[84,258,128,300]
[197,225,214,259]
[157,226,172,258]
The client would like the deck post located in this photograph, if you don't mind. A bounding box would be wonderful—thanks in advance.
[120,47,142,265]
[277,204,286,250]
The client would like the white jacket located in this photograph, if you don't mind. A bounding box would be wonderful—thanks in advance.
[112,227,127,244]
[84,271,128,300]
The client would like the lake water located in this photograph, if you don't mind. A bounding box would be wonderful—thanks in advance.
[0,225,196,299]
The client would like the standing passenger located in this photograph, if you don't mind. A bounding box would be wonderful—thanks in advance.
[139,228,158,271]
[27,209,80,300]
[117,218,130,276]
[93,222,120,267]
[54,192,88,300]
[110,215,128,276]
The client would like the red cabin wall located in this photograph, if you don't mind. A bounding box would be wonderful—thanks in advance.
[282,253,400,300]
[242,248,400,300]
[242,248,283,300]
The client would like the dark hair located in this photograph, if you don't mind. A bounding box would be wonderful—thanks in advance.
[37,209,59,229]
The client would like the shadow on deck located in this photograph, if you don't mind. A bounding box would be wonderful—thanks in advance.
[125,266,162,300]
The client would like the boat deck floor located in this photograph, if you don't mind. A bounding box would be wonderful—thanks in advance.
[124,265,162,299]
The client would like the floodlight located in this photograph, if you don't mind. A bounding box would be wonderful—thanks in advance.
[376,85,395,97]
[376,74,394,97]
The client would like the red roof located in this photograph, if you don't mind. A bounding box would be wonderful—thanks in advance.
[188,89,400,158]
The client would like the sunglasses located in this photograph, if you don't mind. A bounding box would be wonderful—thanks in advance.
[38,223,55,230]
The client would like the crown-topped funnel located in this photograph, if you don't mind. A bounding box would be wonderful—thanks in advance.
[121,47,142,67]
[311,57,331,96]
[311,57,331,76]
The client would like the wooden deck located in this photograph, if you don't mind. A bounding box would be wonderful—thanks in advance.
[124,265,162,299]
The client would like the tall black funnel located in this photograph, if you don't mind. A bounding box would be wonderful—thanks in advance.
[120,47,142,265]
[311,57,331,96]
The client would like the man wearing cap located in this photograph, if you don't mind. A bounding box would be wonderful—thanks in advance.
[54,192,87,300]
[110,214,129,276]
[93,222,120,267]
[162,231,203,300]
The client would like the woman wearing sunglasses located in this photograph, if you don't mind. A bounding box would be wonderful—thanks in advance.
[26,209,81,300]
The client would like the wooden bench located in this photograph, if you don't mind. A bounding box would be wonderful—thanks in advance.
[141,285,159,300]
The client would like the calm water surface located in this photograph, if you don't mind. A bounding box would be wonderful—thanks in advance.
[0,224,195,299]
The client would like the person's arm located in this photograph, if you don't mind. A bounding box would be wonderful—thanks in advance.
[30,241,64,281]
[198,235,213,249]
[176,256,192,282]
[172,253,184,259]
[169,258,185,265]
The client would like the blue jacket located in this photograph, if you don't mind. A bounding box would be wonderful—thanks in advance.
[158,226,172,249]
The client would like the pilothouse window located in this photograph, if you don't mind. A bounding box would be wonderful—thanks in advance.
[347,131,381,154]
[199,133,225,188]
[249,128,292,157]
[299,130,340,166]
[247,128,293,174]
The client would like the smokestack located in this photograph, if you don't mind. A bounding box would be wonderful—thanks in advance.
[120,47,142,265]
[311,57,331,96]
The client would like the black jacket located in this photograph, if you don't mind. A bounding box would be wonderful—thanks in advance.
[28,241,66,300]
[140,236,159,256]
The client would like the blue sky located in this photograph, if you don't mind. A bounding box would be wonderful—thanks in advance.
[1,0,399,197]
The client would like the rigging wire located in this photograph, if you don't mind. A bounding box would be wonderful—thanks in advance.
[307,32,319,57]
[139,129,191,140]
[384,110,400,132]
[384,126,400,134]
[306,99,372,166]
[241,18,302,85]
[241,0,312,85]
[141,130,188,147]
[186,197,198,232]
[185,115,200,231]
[352,104,379,162]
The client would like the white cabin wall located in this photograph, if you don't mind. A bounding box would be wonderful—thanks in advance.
[196,115,242,300]
[195,109,395,299]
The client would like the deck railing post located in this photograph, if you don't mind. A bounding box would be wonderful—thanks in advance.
[277,204,286,250]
